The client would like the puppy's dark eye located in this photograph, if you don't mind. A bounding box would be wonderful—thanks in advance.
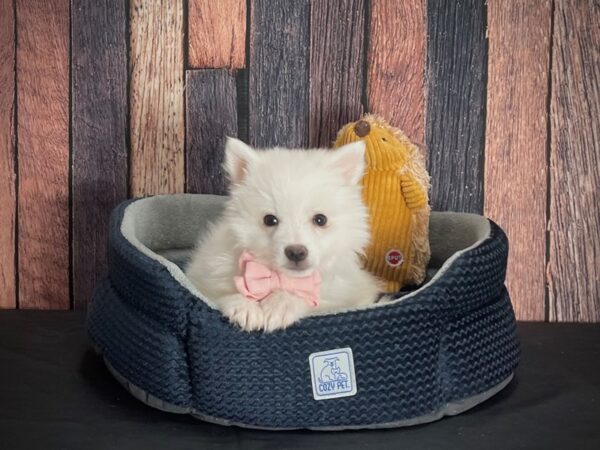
[313,214,327,227]
[263,214,279,227]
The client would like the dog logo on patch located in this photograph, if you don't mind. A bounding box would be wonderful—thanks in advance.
[309,348,357,400]
[319,358,348,384]
[385,249,404,267]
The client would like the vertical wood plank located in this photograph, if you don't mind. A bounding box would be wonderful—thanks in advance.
[17,0,70,309]
[249,0,310,148]
[309,0,365,148]
[72,0,128,309]
[549,0,600,322]
[426,0,487,213]
[186,70,237,194]
[0,0,16,308]
[130,0,184,196]
[188,0,246,69]
[236,69,250,143]
[485,0,551,321]
[367,0,426,146]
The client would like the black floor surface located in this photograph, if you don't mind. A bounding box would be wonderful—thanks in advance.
[1,311,599,450]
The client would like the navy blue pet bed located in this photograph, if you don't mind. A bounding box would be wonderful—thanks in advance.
[87,194,520,430]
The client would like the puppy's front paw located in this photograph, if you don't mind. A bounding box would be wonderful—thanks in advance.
[261,293,312,333]
[220,295,264,331]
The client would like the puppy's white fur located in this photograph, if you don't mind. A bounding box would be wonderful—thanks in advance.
[185,138,381,332]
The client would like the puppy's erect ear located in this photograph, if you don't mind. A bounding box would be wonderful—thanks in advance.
[224,137,257,184]
[330,141,366,185]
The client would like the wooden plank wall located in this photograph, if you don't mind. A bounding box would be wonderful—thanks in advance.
[71,0,129,309]
[0,0,16,309]
[186,0,246,194]
[309,0,365,147]
[186,71,238,195]
[485,1,552,321]
[249,0,310,148]
[188,0,246,69]
[129,0,185,196]
[367,0,426,146]
[426,0,487,213]
[16,0,70,309]
[0,0,598,322]
[548,0,600,322]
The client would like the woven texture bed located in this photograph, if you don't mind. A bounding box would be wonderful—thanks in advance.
[87,194,520,430]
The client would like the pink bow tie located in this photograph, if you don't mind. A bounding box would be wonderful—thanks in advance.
[234,251,321,307]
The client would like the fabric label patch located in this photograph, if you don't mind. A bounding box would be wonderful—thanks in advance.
[309,348,357,400]
[385,249,404,267]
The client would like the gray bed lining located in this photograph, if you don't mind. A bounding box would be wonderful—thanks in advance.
[120,194,492,310]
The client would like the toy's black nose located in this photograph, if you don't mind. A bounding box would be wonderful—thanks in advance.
[354,120,371,137]
[285,245,308,263]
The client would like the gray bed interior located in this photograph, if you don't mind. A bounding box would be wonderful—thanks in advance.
[125,194,490,277]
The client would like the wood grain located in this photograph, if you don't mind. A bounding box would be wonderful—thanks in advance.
[484,0,551,321]
[309,0,365,148]
[188,0,246,69]
[248,0,310,148]
[71,0,128,309]
[130,0,184,196]
[548,0,600,322]
[426,0,487,213]
[16,0,70,309]
[0,0,16,308]
[186,70,237,194]
[367,0,426,146]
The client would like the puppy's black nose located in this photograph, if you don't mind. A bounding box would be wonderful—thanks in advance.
[285,245,308,263]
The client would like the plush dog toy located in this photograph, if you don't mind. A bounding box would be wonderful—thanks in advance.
[334,114,431,292]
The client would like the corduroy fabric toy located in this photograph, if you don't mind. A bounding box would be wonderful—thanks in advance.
[334,114,431,292]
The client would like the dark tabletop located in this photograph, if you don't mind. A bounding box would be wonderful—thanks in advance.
[0,311,599,450]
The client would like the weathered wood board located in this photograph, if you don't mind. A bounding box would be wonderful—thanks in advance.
[188,0,246,69]
[17,0,70,309]
[71,0,129,309]
[0,0,16,308]
[426,0,487,213]
[248,0,310,148]
[5,0,600,322]
[548,0,600,322]
[309,0,365,148]
[485,0,552,321]
[130,0,185,195]
[186,70,238,195]
[367,0,426,146]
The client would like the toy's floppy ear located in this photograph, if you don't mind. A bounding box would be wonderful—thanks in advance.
[224,137,257,184]
[330,141,366,185]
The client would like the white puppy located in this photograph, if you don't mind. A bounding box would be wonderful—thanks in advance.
[185,138,382,332]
